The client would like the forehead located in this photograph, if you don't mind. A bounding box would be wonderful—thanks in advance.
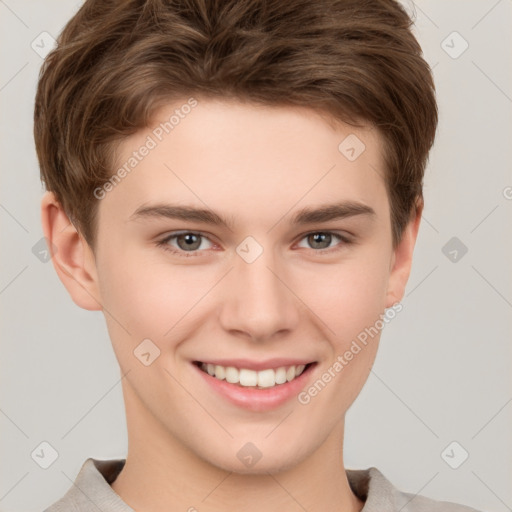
[102,98,389,228]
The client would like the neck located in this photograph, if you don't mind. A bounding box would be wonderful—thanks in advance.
[111,379,365,512]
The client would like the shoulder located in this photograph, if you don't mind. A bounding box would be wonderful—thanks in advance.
[396,487,482,512]
[346,466,483,512]
[43,458,131,512]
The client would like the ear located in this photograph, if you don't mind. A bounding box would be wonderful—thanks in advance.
[40,191,102,311]
[385,198,423,307]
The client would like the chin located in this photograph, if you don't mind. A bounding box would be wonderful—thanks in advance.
[197,439,308,476]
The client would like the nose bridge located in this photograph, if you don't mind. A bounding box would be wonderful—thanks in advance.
[219,238,299,339]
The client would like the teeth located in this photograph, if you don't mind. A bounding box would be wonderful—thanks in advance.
[257,369,274,388]
[200,362,309,388]
[275,367,287,384]
[214,365,225,380]
[225,366,239,384]
[240,368,258,386]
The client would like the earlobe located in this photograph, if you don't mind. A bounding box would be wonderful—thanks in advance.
[384,199,423,308]
[40,191,103,311]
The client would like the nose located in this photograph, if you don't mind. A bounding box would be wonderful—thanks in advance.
[218,244,301,342]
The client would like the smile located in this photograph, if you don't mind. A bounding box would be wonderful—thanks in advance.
[194,361,313,389]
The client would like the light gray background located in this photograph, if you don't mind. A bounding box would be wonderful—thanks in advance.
[1,1,511,511]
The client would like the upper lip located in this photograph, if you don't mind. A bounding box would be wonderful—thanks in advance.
[194,358,316,371]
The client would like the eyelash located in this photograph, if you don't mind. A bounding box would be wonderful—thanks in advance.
[156,230,353,258]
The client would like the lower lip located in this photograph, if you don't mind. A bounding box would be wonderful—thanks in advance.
[192,362,317,412]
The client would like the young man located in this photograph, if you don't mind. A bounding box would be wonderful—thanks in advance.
[34,0,481,511]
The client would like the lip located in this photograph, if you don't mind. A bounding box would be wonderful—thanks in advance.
[193,358,314,371]
[192,361,318,412]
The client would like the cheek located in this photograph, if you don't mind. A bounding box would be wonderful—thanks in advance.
[294,264,388,413]
[96,247,214,348]
[300,251,391,337]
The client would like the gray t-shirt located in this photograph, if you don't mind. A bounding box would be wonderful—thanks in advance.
[44,458,482,512]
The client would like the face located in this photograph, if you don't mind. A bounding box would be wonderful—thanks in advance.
[54,97,417,474]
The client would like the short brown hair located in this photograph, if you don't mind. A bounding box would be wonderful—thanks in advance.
[34,0,438,250]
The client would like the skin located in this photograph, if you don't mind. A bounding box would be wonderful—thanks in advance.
[41,97,422,512]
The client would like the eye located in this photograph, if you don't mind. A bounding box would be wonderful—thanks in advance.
[156,230,352,258]
[156,231,214,257]
[296,231,351,253]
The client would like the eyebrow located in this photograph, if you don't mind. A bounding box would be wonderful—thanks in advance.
[129,201,376,230]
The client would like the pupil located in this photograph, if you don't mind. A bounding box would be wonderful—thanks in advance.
[310,232,330,249]
[179,233,200,250]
